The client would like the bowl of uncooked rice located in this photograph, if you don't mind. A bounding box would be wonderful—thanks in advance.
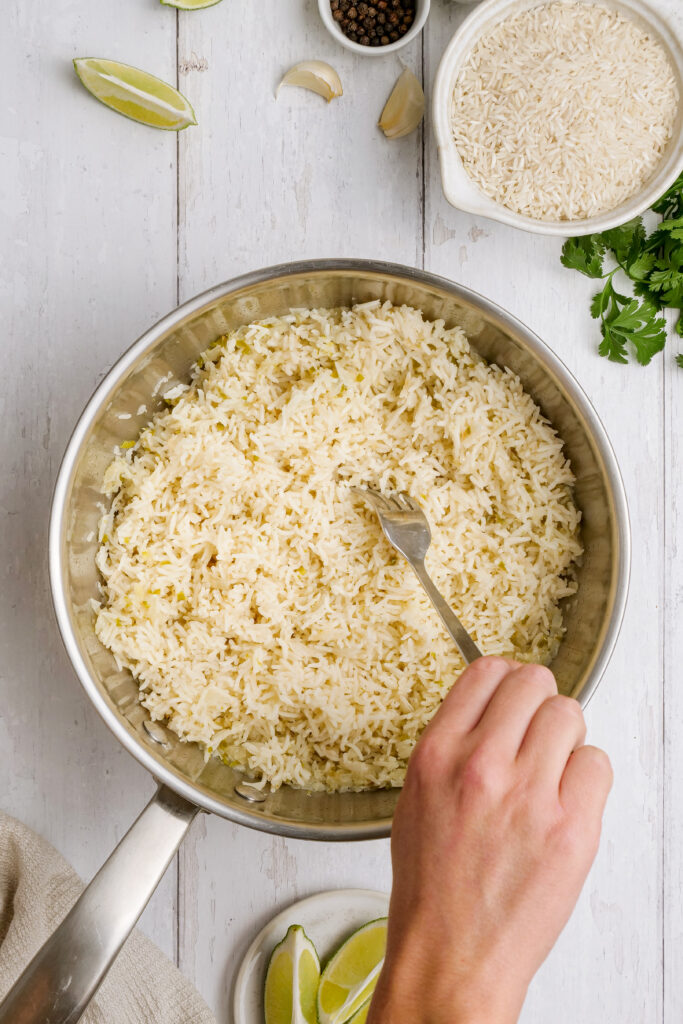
[433,0,683,234]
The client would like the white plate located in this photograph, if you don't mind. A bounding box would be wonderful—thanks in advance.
[233,888,390,1024]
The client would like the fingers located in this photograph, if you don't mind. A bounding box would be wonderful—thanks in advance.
[424,656,520,739]
[473,663,558,759]
[560,745,613,819]
[517,695,586,781]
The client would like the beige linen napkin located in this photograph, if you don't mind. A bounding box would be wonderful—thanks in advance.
[0,811,215,1023]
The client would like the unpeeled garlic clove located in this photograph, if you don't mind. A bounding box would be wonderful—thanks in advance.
[378,68,424,139]
[277,61,343,103]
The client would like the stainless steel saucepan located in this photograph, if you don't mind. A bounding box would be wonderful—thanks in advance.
[0,260,630,1024]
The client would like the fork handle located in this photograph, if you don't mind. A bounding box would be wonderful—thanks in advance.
[411,561,483,665]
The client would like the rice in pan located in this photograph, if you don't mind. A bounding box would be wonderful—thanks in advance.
[95,302,582,792]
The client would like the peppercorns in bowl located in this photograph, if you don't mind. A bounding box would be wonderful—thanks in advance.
[318,0,430,55]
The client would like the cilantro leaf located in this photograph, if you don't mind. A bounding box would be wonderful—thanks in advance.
[598,326,628,364]
[647,266,683,307]
[594,279,666,365]
[633,279,663,308]
[560,236,605,278]
[590,289,608,319]
[676,354,683,368]
[651,172,683,220]
[657,216,683,242]
[562,173,683,366]
[599,218,645,266]
[602,294,666,366]
[624,249,656,282]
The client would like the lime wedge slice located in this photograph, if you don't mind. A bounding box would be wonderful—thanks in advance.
[347,999,373,1024]
[264,924,320,1024]
[161,0,222,8]
[317,919,387,1024]
[73,58,197,130]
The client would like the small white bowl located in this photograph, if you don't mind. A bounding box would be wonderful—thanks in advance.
[318,0,430,56]
[433,0,683,235]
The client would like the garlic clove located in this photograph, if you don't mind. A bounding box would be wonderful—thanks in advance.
[378,68,424,139]
[277,61,343,103]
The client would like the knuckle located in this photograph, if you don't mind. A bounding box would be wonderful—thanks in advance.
[519,663,558,696]
[460,743,503,798]
[479,655,513,674]
[548,694,584,722]
[463,655,510,683]
[408,730,453,781]
[584,746,614,787]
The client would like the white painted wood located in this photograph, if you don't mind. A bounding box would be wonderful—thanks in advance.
[664,320,683,1024]
[1,0,681,1018]
[0,0,179,960]
[176,0,424,294]
[423,2,681,1018]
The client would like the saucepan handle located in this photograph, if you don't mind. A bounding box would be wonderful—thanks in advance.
[0,784,198,1024]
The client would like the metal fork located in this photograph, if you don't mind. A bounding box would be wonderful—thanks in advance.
[355,487,483,665]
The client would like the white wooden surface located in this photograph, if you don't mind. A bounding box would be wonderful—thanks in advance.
[1,0,681,1020]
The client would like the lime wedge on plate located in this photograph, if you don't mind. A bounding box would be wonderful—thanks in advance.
[264,924,320,1024]
[73,58,197,130]
[317,918,387,1024]
[347,999,373,1024]
[161,0,223,7]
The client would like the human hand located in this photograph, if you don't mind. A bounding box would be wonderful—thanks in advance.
[368,657,612,1024]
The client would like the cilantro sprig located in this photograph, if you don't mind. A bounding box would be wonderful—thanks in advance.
[561,172,683,367]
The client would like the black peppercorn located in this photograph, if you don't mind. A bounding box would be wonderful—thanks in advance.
[331,0,414,46]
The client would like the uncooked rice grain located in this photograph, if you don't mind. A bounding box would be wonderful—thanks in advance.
[450,1,679,221]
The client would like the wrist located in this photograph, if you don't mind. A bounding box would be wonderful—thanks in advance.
[366,950,525,1024]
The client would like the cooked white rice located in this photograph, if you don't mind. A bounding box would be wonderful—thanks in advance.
[450,0,679,222]
[95,302,582,792]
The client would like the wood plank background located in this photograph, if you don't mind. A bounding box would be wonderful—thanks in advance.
[1,0,681,1020]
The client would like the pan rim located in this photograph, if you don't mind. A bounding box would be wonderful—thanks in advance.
[48,258,631,838]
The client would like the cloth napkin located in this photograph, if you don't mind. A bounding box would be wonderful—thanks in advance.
[0,811,215,1023]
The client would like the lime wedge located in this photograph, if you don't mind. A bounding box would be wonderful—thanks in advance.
[317,919,387,1024]
[161,0,222,8]
[264,924,320,1024]
[73,58,197,130]
[347,999,373,1024]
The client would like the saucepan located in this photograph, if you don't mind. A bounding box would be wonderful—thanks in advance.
[0,260,630,1024]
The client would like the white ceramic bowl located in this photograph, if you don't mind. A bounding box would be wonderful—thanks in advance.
[433,0,683,235]
[318,0,430,55]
